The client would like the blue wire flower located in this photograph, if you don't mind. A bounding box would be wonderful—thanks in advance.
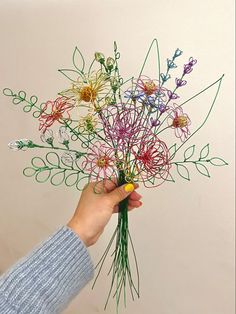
[174,48,183,58]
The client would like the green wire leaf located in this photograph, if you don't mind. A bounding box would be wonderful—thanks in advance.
[46,152,60,167]
[165,172,175,183]
[195,162,210,177]
[169,143,177,159]
[50,170,66,186]
[3,87,14,97]
[72,46,85,73]
[209,157,228,166]
[146,177,155,185]
[176,164,190,181]
[23,167,37,177]
[200,144,210,160]
[184,145,195,161]
[35,168,52,183]
[58,69,81,82]
[65,172,80,187]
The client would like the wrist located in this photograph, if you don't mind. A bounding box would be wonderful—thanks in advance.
[67,218,91,247]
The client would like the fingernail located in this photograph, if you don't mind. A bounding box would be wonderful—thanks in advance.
[124,183,135,193]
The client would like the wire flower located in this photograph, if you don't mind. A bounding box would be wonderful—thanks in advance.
[60,71,110,109]
[101,103,147,149]
[167,90,179,100]
[132,132,171,187]
[8,139,31,151]
[168,104,191,141]
[78,113,98,134]
[135,76,159,96]
[39,97,74,133]
[40,129,54,145]
[82,141,117,181]
[183,57,197,74]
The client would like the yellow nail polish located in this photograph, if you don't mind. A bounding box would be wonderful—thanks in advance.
[124,183,134,193]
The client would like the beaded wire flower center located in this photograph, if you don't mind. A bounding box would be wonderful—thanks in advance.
[173,115,188,128]
[143,81,157,95]
[80,86,97,102]
[96,156,109,168]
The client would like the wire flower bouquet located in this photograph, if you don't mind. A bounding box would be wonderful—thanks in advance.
[3,39,227,311]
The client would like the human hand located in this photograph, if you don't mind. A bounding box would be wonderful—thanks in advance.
[67,180,142,247]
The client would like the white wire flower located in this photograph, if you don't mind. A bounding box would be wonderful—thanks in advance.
[8,139,30,151]
[58,126,70,147]
[40,129,54,145]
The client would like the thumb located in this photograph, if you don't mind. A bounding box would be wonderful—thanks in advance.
[107,183,135,206]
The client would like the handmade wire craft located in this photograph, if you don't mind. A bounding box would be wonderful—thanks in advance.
[3,39,228,312]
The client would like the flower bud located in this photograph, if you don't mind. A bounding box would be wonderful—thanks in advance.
[58,126,70,147]
[174,48,183,58]
[8,139,30,151]
[95,52,105,63]
[106,57,115,70]
[110,77,119,91]
[40,129,54,145]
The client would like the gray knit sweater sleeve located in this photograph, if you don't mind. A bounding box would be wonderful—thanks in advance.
[0,226,94,313]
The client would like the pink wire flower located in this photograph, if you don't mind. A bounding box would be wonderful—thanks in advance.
[135,76,159,96]
[136,75,167,98]
[167,104,191,142]
[132,132,171,187]
[82,141,117,181]
[101,103,149,149]
[39,97,75,133]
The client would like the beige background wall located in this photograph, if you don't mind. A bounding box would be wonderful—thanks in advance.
[0,1,235,313]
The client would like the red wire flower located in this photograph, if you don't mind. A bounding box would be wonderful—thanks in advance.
[39,97,75,133]
[132,132,171,187]
[167,104,191,142]
[82,141,117,181]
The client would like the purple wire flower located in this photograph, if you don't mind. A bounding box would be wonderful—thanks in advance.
[150,117,160,127]
[183,57,197,74]
[158,103,169,114]
[101,103,148,149]
[167,90,179,100]
[175,78,187,87]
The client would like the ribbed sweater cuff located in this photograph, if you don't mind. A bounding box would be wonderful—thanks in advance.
[0,226,94,313]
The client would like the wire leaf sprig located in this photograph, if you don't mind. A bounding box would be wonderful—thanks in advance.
[23,151,89,190]
[172,144,228,181]
[3,88,43,118]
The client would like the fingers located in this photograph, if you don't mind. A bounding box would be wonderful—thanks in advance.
[128,199,142,207]
[108,183,139,205]
[103,177,118,192]
[128,201,142,211]
[113,199,142,213]
[129,190,142,201]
